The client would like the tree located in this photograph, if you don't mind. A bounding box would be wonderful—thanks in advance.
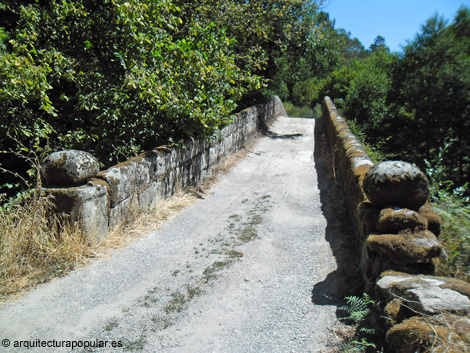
[0,0,260,198]
[388,7,470,187]
[369,35,389,52]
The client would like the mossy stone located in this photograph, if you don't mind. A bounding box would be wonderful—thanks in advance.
[377,273,470,315]
[363,161,430,210]
[377,207,428,234]
[367,230,441,265]
[386,315,470,353]
[419,205,443,236]
[41,150,99,186]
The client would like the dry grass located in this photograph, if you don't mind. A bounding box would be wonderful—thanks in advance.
[0,140,255,304]
[0,196,96,303]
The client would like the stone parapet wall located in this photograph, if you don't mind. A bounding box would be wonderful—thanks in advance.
[43,96,286,240]
[321,96,470,352]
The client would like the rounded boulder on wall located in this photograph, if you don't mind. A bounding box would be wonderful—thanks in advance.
[362,161,430,210]
[41,150,100,187]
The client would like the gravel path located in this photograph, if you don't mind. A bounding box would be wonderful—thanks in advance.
[0,116,344,353]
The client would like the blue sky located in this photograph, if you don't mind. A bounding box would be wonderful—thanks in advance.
[321,0,470,52]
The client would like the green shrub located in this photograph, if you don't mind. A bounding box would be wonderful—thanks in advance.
[0,0,260,189]
[338,293,377,352]
[426,142,470,282]
[283,102,314,118]
[432,190,470,282]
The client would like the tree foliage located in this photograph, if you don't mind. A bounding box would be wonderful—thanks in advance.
[0,0,260,168]
[320,6,470,189]
[389,7,470,187]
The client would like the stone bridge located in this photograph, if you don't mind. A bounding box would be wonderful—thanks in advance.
[0,97,469,352]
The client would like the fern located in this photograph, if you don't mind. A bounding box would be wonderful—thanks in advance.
[339,293,374,326]
[338,293,376,352]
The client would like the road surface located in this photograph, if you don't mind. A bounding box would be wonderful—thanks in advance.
[0,116,348,353]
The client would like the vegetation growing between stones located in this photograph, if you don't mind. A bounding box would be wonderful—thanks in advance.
[338,293,377,353]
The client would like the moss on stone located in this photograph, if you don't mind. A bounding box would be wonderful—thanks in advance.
[354,164,373,181]
[90,178,109,189]
[384,298,406,326]
[367,231,441,265]
[386,315,470,353]
[377,207,428,234]
[419,205,443,237]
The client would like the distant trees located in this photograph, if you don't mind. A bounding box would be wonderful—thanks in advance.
[389,8,470,187]
[320,6,470,189]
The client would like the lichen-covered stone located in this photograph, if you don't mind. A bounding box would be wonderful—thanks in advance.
[419,205,443,236]
[377,207,428,234]
[367,230,441,265]
[358,201,380,234]
[98,157,155,208]
[384,298,408,326]
[44,181,108,239]
[363,161,430,210]
[41,150,99,186]
[386,315,470,353]
[377,272,470,315]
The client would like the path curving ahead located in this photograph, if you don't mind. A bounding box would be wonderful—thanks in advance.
[0,116,343,353]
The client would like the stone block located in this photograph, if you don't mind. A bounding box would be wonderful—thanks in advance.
[377,272,470,315]
[358,201,380,235]
[363,161,430,210]
[45,180,108,240]
[42,150,99,186]
[386,314,470,353]
[419,205,443,236]
[367,230,441,265]
[156,152,171,178]
[209,145,219,166]
[377,207,429,234]
[98,157,153,208]
[138,183,159,211]
[108,196,139,230]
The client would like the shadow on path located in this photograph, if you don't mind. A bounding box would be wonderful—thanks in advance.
[311,117,363,311]
[265,131,303,139]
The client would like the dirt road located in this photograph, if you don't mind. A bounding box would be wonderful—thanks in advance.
[0,116,344,352]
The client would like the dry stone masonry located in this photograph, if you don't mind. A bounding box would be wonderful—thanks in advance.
[41,150,100,186]
[41,96,286,239]
[321,96,470,352]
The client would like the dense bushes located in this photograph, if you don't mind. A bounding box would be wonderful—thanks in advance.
[0,0,260,166]
[1,0,332,199]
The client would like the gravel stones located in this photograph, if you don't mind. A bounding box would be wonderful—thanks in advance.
[41,150,100,186]
[363,161,430,210]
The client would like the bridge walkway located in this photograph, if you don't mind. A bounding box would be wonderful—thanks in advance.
[0,116,346,352]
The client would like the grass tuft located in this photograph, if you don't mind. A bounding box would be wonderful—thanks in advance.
[0,196,96,303]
